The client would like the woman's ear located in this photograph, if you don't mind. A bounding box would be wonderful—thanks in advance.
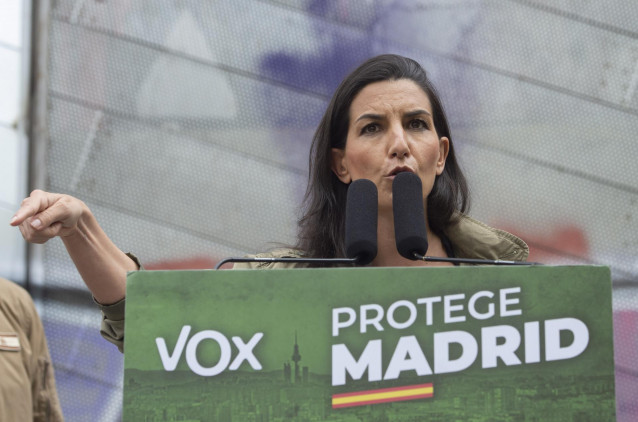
[330,148,352,184]
[436,137,450,175]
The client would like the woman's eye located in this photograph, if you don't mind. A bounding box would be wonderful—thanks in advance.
[408,119,428,130]
[361,123,380,134]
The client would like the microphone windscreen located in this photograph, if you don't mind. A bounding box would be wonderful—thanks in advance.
[345,179,378,265]
[392,172,428,260]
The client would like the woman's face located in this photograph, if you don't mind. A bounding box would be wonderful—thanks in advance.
[331,79,449,212]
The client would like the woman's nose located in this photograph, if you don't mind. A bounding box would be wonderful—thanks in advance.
[388,128,410,158]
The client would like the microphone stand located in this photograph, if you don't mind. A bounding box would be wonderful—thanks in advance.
[215,257,357,270]
[412,252,542,266]
[215,254,540,269]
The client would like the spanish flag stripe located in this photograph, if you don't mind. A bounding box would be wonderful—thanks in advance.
[333,392,433,409]
[333,383,433,398]
[332,383,433,408]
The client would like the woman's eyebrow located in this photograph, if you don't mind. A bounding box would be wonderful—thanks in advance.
[355,113,384,123]
[404,109,432,118]
[355,109,431,123]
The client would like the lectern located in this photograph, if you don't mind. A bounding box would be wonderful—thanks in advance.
[123,265,616,421]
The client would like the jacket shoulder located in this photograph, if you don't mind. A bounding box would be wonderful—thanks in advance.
[232,248,308,269]
[446,215,529,262]
[0,278,35,327]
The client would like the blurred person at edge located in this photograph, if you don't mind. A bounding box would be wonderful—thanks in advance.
[9,54,529,353]
[0,277,64,421]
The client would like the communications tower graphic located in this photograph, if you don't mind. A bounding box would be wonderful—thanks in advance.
[291,331,302,384]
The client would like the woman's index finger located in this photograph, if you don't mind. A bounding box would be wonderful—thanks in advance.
[10,192,52,226]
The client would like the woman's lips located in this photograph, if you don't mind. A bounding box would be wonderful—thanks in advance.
[386,167,414,178]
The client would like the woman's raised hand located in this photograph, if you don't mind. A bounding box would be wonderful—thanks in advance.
[10,189,136,304]
[10,189,86,243]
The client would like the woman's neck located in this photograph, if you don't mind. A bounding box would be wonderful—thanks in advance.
[371,211,452,268]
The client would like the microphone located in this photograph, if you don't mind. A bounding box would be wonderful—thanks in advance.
[392,172,428,260]
[215,179,379,269]
[392,172,539,266]
[345,179,378,265]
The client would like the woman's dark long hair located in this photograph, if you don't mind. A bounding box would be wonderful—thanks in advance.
[296,54,470,260]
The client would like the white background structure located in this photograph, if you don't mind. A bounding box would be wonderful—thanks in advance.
[1,1,637,420]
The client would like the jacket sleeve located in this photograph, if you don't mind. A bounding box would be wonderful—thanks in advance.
[96,299,126,353]
[21,285,64,421]
[31,309,64,422]
[98,298,126,353]
[95,252,141,353]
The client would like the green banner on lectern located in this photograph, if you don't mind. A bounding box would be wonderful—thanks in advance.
[123,265,615,421]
